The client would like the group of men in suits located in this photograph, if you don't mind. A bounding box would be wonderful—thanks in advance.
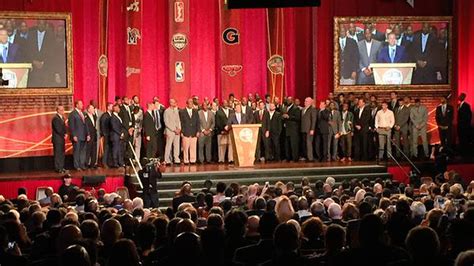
[339,22,449,85]
[52,92,472,172]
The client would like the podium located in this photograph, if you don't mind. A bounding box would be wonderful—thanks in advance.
[370,63,416,85]
[229,124,261,167]
[0,63,33,88]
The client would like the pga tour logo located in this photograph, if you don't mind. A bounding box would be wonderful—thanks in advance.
[174,1,185,23]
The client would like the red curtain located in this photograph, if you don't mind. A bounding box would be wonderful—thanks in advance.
[456,0,474,108]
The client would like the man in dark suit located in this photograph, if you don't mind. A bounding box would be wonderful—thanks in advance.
[457,93,472,156]
[0,29,21,63]
[119,96,135,161]
[216,100,234,163]
[99,103,113,167]
[25,20,56,87]
[198,102,215,164]
[435,96,454,151]
[254,101,270,161]
[368,101,379,160]
[85,105,98,168]
[52,105,67,173]
[153,98,166,159]
[315,101,330,161]
[300,97,317,161]
[267,103,282,161]
[282,97,301,162]
[180,98,200,164]
[411,23,439,84]
[353,99,372,161]
[68,100,90,170]
[338,25,359,85]
[388,91,399,111]
[377,33,407,64]
[241,97,254,124]
[393,98,411,158]
[110,104,126,168]
[143,102,159,159]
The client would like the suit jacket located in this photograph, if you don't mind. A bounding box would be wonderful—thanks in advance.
[227,112,250,126]
[340,37,359,79]
[119,104,135,129]
[410,32,438,65]
[68,109,89,141]
[377,45,407,63]
[358,39,382,72]
[52,114,66,144]
[198,110,215,133]
[340,110,354,134]
[283,105,301,136]
[110,113,126,142]
[300,107,317,133]
[85,113,98,141]
[410,105,428,128]
[1,42,20,63]
[241,105,254,124]
[328,110,341,134]
[25,29,55,62]
[268,111,282,137]
[143,110,158,138]
[317,109,330,135]
[458,102,472,129]
[388,100,399,111]
[435,104,454,127]
[353,106,372,133]
[394,105,411,129]
[163,107,181,135]
[254,109,270,133]
[99,112,112,138]
[179,108,200,137]
[215,108,233,133]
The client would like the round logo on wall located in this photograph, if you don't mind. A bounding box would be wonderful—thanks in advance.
[239,128,253,143]
[382,69,403,85]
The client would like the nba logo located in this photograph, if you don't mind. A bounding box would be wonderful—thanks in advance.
[174,1,184,23]
[175,61,185,82]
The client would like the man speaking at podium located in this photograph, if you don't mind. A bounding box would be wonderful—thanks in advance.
[377,32,407,63]
[0,28,20,63]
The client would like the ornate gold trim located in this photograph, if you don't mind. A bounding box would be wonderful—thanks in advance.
[0,11,74,96]
[334,16,452,93]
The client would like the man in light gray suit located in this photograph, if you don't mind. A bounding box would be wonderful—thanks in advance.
[328,102,341,161]
[393,98,411,158]
[163,99,181,164]
[300,97,317,161]
[410,99,429,158]
[198,102,215,163]
[357,28,382,85]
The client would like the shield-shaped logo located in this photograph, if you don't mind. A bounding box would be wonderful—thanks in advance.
[171,33,188,52]
[267,55,284,75]
[175,61,185,82]
[221,65,243,77]
[174,1,185,23]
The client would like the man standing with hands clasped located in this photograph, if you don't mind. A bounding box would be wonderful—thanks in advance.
[375,101,395,161]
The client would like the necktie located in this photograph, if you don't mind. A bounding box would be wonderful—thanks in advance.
[2,46,7,63]
[390,48,395,63]
[442,105,446,116]
[237,114,241,124]
[341,39,345,51]
[260,111,263,121]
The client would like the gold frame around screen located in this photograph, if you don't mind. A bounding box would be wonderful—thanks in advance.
[333,16,452,93]
[0,11,73,96]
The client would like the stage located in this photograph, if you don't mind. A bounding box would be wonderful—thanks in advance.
[0,160,473,207]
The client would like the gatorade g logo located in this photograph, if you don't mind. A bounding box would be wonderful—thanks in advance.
[222,28,240,45]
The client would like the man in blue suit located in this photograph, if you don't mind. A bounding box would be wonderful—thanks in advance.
[0,29,20,63]
[377,32,407,63]
[68,100,90,171]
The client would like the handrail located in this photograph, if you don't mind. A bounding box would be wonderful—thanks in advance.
[387,150,411,180]
[391,141,421,174]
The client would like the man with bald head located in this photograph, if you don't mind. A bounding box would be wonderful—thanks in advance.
[411,22,439,84]
[300,97,317,161]
[338,24,359,85]
[25,20,56,86]
[163,98,181,164]
[282,96,301,162]
[215,99,234,163]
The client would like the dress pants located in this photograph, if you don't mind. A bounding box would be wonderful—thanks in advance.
[134,131,142,160]
[353,130,368,161]
[73,140,87,169]
[377,128,392,160]
[267,134,281,161]
[217,134,233,162]
[340,133,352,158]
[315,134,329,161]
[112,139,124,167]
[164,132,181,164]
[198,134,212,163]
[393,127,409,157]
[53,139,65,171]
[102,136,113,167]
[86,138,98,167]
[412,126,429,157]
[145,134,158,159]
[328,133,338,160]
[157,129,165,159]
[285,134,299,161]
[182,136,197,163]
[301,133,314,161]
[439,127,452,150]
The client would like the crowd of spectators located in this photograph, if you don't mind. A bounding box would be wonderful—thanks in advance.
[0,170,473,266]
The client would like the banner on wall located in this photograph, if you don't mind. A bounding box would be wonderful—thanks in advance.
[266,8,285,100]
[126,0,142,98]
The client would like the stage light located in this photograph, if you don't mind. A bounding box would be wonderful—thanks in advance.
[227,0,321,9]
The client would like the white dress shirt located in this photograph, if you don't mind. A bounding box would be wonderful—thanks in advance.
[37,30,46,51]
[375,109,395,129]
[186,107,193,118]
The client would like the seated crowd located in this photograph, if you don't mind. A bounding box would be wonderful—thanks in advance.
[0,171,473,266]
